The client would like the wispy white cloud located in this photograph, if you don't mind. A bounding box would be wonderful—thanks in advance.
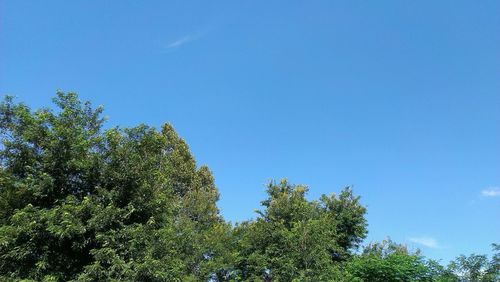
[165,34,200,49]
[481,187,500,197]
[408,236,440,249]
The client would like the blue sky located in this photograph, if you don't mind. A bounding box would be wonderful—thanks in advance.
[1,1,499,263]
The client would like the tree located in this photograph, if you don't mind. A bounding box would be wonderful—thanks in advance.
[0,92,230,281]
[232,179,367,281]
[446,244,500,282]
[347,239,433,282]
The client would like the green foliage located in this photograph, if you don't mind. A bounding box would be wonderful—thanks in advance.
[0,92,230,281]
[232,179,367,281]
[0,92,497,281]
[446,246,500,282]
[346,241,500,282]
[347,239,435,281]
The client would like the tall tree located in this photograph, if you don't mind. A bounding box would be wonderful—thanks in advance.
[0,92,230,281]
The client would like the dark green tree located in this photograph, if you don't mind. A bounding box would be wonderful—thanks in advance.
[0,92,231,281]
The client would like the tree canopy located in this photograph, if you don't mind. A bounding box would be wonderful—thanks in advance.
[0,92,498,281]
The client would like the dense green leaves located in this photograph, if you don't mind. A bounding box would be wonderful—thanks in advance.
[0,92,228,281]
[347,239,433,282]
[0,92,497,281]
[232,180,367,281]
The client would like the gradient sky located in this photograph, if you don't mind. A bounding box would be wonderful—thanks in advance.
[1,1,499,263]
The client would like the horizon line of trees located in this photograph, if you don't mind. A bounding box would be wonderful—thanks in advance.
[0,92,498,281]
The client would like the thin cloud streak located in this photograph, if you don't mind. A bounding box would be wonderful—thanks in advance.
[481,187,500,197]
[408,236,440,249]
[165,34,200,49]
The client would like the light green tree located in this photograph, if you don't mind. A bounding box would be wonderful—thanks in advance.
[347,239,433,282]
[446,244,499,282]
[232,179,367,281]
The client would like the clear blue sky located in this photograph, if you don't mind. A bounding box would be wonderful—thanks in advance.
[1,1,499,263]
